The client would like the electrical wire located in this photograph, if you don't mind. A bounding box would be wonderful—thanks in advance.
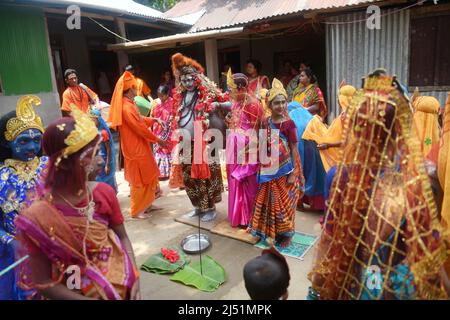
[88,16,131,43]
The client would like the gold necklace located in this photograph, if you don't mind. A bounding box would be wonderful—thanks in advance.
[56,187,95,222]
[232,95,248,129]
[4,157,42,183]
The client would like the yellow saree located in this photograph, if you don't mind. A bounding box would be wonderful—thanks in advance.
[413,96,440,157]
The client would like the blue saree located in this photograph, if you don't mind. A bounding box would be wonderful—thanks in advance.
[91,109,117,192]
[288,102,326,204]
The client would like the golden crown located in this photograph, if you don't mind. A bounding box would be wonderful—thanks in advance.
[363,75,395,93]
[268,78,287,103]
[63,104,99,157]
[5,95,44,141]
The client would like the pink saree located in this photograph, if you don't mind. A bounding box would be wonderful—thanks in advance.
[226,99,263,227]
[15,183,138,300]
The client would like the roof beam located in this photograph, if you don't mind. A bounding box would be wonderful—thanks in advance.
[44,7,114,21]
[119,17,175,32]
[107,27,244,52]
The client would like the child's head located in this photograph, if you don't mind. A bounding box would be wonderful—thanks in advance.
[157,84,170,102]
[243,248,290,300]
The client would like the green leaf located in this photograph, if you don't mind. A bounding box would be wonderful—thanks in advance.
[140,246,190,274]
[170,256,226,292]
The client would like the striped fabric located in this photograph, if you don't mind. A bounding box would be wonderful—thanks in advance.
[249,175,302,241]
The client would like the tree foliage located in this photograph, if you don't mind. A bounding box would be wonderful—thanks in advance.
[135,0,180,12]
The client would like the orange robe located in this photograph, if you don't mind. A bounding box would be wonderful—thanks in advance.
[61,85,98,113]
[120,97,159,216]
[136,78,151,98]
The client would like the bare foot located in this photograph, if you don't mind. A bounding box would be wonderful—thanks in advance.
[144,206,163,213]
[186,208,201,217]
[201,210,217,222]
[278,236,292,248]
[133,213,150,220]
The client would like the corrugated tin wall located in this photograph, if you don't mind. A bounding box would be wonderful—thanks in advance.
[325,9,410,120]
[0,5,53,95]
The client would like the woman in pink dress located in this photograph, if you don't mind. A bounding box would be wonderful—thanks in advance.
[226,71,263,228]
[151,85,175,180]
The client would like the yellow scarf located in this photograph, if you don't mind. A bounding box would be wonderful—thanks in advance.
[302,116,341,172]
[438,92,450,239]
[293,84,314,105]
[302,85,356,172]
[413,96,440,157]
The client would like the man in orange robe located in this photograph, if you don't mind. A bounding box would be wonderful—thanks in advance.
[125,65,153,101]
[109,71,165,219]
[61,69,98,116]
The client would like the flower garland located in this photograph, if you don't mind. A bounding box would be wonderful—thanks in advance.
[171,76,229,137]
[170,74,229,179]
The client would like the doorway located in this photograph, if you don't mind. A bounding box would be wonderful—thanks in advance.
[89,50,119,103]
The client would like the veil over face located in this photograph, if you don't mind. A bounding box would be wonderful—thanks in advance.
[309,74,448,300]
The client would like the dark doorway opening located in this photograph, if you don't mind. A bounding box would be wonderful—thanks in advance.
[89,50,119,103]
[219,47,241,73]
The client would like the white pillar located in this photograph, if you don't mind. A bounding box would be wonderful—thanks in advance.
[204,39,219,84]
[44,16,58,95]
[114,18,129,72]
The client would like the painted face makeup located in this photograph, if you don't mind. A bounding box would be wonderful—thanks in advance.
[7,129,43,162]
[81,144,103,179]
[270,95,287,118]
[181,74,196,92]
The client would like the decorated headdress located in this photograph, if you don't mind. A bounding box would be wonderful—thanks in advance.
[309,70,448,300]
[4,95,44,141]
[267,78,287,104]
[337,82,356,112]
[171,53,205,78]
[413,96,440,114]
[61,105,99,158]
[227,68,249,94]
[227,68,236,91]
[108,71,138,129]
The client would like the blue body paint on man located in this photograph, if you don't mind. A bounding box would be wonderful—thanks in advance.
[0,96,47,300]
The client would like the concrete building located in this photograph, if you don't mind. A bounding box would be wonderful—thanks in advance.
[109,0,450,121]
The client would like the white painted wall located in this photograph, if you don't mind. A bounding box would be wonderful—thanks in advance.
[0,92,62,126]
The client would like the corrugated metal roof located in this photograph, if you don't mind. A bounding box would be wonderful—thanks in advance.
[25,0,191,25]
[163,0,383,32]
[325,9,410,120]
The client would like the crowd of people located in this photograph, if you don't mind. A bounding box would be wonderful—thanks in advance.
[1,51,450,300]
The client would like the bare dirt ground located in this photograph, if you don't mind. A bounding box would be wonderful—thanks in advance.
[116,171,322,300]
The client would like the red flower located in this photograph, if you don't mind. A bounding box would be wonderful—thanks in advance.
[161,248,180,263]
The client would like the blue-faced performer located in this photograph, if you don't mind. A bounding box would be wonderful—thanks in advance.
[0,96,47,300]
